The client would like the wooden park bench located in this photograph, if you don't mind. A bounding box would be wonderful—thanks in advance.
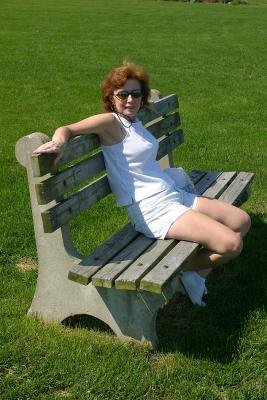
[15,93,254,349]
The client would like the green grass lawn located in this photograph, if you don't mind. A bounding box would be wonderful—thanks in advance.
[1,0,266,399]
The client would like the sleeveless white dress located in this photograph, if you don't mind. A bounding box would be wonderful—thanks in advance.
[101,113,198,239]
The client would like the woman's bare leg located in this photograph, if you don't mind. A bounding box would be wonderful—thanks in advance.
[195,198,251,238]
[165,197,251,273]
[192,198,251,275]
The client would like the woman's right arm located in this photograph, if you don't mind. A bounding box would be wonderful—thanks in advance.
[32,113,114,164]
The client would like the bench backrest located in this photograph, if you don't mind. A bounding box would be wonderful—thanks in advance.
[30,94,183,233]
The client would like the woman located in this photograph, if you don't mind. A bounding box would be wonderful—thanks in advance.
[33,61,251,306]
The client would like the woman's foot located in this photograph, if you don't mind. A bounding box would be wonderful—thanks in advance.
[179,271,207,306]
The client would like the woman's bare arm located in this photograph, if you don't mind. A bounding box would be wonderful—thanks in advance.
[32,113,115,163]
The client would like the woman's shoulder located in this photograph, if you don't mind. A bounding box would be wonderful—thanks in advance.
[65,112,117,138]
[87,112,115,123]
[95,112,120,128]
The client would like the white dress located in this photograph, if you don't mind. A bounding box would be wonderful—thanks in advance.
[101,113,198,239]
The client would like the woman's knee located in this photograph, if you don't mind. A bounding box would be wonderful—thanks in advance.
[241,211,251,236]
[220,233,243,259]
[233,208,251,237]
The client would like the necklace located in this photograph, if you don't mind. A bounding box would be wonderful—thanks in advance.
[116,112,135,128]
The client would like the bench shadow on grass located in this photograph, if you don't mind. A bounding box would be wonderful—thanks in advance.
[156,212,267,362]
[63,314,113,335]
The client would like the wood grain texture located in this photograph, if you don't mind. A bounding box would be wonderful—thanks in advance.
[156,129,184,161]
[41,175,111,232]
[114,239,177,290]
[68,223,139,285]
[140,241,200,293]
[148,112,180,139]
[138,94,178,124]
[91,235,154,288]
[219,172,255,205]
[35,152,105,204]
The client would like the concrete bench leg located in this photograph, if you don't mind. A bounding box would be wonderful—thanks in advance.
[96,287,167,349]
[28,273,166,349]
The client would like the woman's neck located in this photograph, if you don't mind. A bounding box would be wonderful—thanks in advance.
[117,112,136,123]
[115,112,137,128]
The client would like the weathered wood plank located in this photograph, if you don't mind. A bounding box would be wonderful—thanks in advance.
[156,129,184,161]
[147,113,180,139]
[115,239,177,290]
[35,151,105,204]
[41,175,111,233]
[138,94,178,125]
[194,171,221,194]
[91,235,154,288]
[31,134,100,177]
[219,172,255,205]
[140,241,200,293]
[188,169,207,185]
[60,135,100,166]
[68,223,139,285]
[31,153,55,178]
[202,171,237,199]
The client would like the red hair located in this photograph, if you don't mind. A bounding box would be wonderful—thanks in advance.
[101,61,150,111]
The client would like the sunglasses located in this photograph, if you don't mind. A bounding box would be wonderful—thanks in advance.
[114,90,142,101]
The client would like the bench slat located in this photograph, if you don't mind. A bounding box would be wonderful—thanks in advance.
[148,112,180,139]
[202,171,237,199]
[41,175,111,233]
[31,134,100,178]
[36,151,105,204]
[187,169,207,184]
[140,241,200,294]
[194,171,221,194]
[156,129,184,161]
[115,239,177,290]
[68,223,139,285]
[139,171,238,293]
[219,172,254,205]
[91,235,154,288]
[138,94,178,125]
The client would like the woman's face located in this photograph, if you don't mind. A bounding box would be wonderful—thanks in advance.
[112,78,142,120]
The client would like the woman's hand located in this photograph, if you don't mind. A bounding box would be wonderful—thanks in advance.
[33,138,66,165]
[32,127,71,165]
